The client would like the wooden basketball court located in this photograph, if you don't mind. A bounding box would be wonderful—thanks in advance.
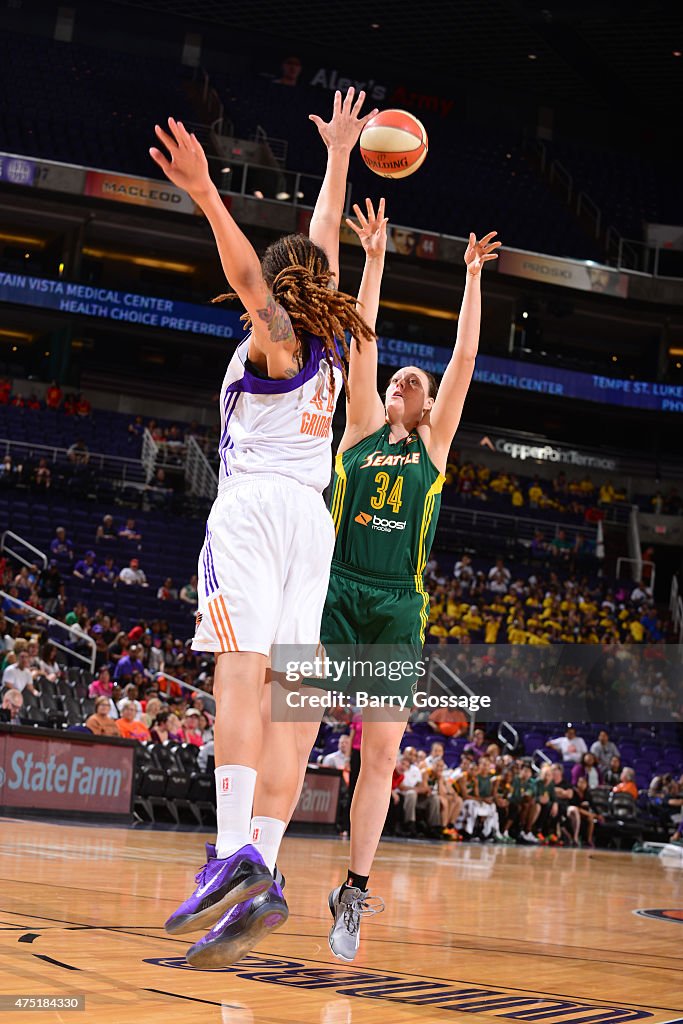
[1,818,682,1023]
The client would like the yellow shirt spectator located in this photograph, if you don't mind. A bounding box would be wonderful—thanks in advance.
[629,620,645,642]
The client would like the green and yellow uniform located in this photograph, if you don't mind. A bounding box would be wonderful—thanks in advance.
[321,424,444,698]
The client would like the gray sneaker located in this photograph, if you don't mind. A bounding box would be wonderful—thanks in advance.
[328,884,384,962]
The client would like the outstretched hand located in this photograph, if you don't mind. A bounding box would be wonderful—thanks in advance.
[149,117,213,199]
[345,198,388,260]
[309,87,378,152]
[465,231,502,277]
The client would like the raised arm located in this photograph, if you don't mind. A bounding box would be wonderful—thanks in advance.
[308,88,377,285]
[338,198,388,454]
[426,231,501,472]
[150,118,298,378]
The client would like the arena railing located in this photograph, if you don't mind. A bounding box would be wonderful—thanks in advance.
[185,435,218,499]
[670,576,683,645]
[437,505,599,547]
[1,530,47,571]
[154,670,216,715]
[0,589,96,673]
[424,656,476,739]
[0,437,146,484]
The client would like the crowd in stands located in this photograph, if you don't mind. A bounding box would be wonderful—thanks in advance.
[444,457,626,520]
[424,553,665,648]
[320,724,683,848]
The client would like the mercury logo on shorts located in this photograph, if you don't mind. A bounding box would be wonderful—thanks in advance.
[195,612,202,630]
[355,510,406,533]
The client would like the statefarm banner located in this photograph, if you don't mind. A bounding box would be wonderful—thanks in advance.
[0,730,134,815]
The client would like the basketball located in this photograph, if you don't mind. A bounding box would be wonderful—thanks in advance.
[359,109,428,179]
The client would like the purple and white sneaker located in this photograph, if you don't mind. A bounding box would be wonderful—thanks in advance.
[185,877,288,969]
[164,842,272,936]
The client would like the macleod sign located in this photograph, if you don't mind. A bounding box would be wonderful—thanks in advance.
[0,731,134,815]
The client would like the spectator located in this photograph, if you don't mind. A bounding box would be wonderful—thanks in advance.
[50,527,73,563]
[128,415,144,441]
[0,454,20,487]
[67,438,90,466]
[97,556,118,584]
[179,576,199,606]
[45,381,62,409]
[530,530,547,558]
[399,749,441,837]
[612,767,638,800]
[630,581,651,605]
[118,518,142,542]
[157,577,178,601]
[533,763,559,842]
[38,561,63,615]
[1,687,23,723]
[142,696,163,729]
[119,558,147,587]
[488,558,511,587]
[85,696,121,737]
[547,725,587,764]
[33,458,51,489]
[115,702,151,742]
[89,666,114,699]
[550,529,572,560]
[75,393,91,417]
[114,649,146,685]
[36,642,61,681]
[425,741,445,768]
[73,551,97,580]
[590,730,620,769]
[464,728,488,759]
[571,752,602,788]
[569,776,599,847]
[182,708,204,746]
[150,709,183,743]
[2,650,38,694]
[603,754,622,787]
[197,711,213,744]
[453,554,475,584]
[322,735,351,770]
[95,514,117,543]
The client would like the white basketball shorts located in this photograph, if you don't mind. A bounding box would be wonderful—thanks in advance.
[192,473,335,657]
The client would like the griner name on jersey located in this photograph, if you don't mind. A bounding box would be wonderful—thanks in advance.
[359,451,421,469]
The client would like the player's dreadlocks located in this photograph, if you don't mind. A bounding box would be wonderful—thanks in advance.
[213,233,375,397]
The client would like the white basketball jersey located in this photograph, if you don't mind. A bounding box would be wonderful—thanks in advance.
[217,333,343,493]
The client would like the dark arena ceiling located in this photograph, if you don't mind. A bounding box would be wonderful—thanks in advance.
[110,0,683,110]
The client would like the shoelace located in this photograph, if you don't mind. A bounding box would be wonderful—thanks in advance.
[194,861,210,886]
[342,894,385,935]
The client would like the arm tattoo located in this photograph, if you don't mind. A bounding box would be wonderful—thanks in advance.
[256,293,294,343]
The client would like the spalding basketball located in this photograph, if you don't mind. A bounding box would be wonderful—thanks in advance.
[359,109,428,179]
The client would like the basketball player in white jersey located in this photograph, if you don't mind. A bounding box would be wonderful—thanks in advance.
[149,90,380,967]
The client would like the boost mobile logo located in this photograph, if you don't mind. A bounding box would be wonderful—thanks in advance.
[355,510,406,533]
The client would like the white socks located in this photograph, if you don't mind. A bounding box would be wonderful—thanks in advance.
[250,815,286,873]
[215,765,257,859]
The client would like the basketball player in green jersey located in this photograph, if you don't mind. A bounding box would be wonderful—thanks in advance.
[293,199,500,960]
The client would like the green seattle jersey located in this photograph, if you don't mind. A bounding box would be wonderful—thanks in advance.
[329,424,445,581]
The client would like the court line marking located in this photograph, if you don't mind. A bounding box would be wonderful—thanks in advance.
[3,897,681,974]
[6,913,678,1015]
